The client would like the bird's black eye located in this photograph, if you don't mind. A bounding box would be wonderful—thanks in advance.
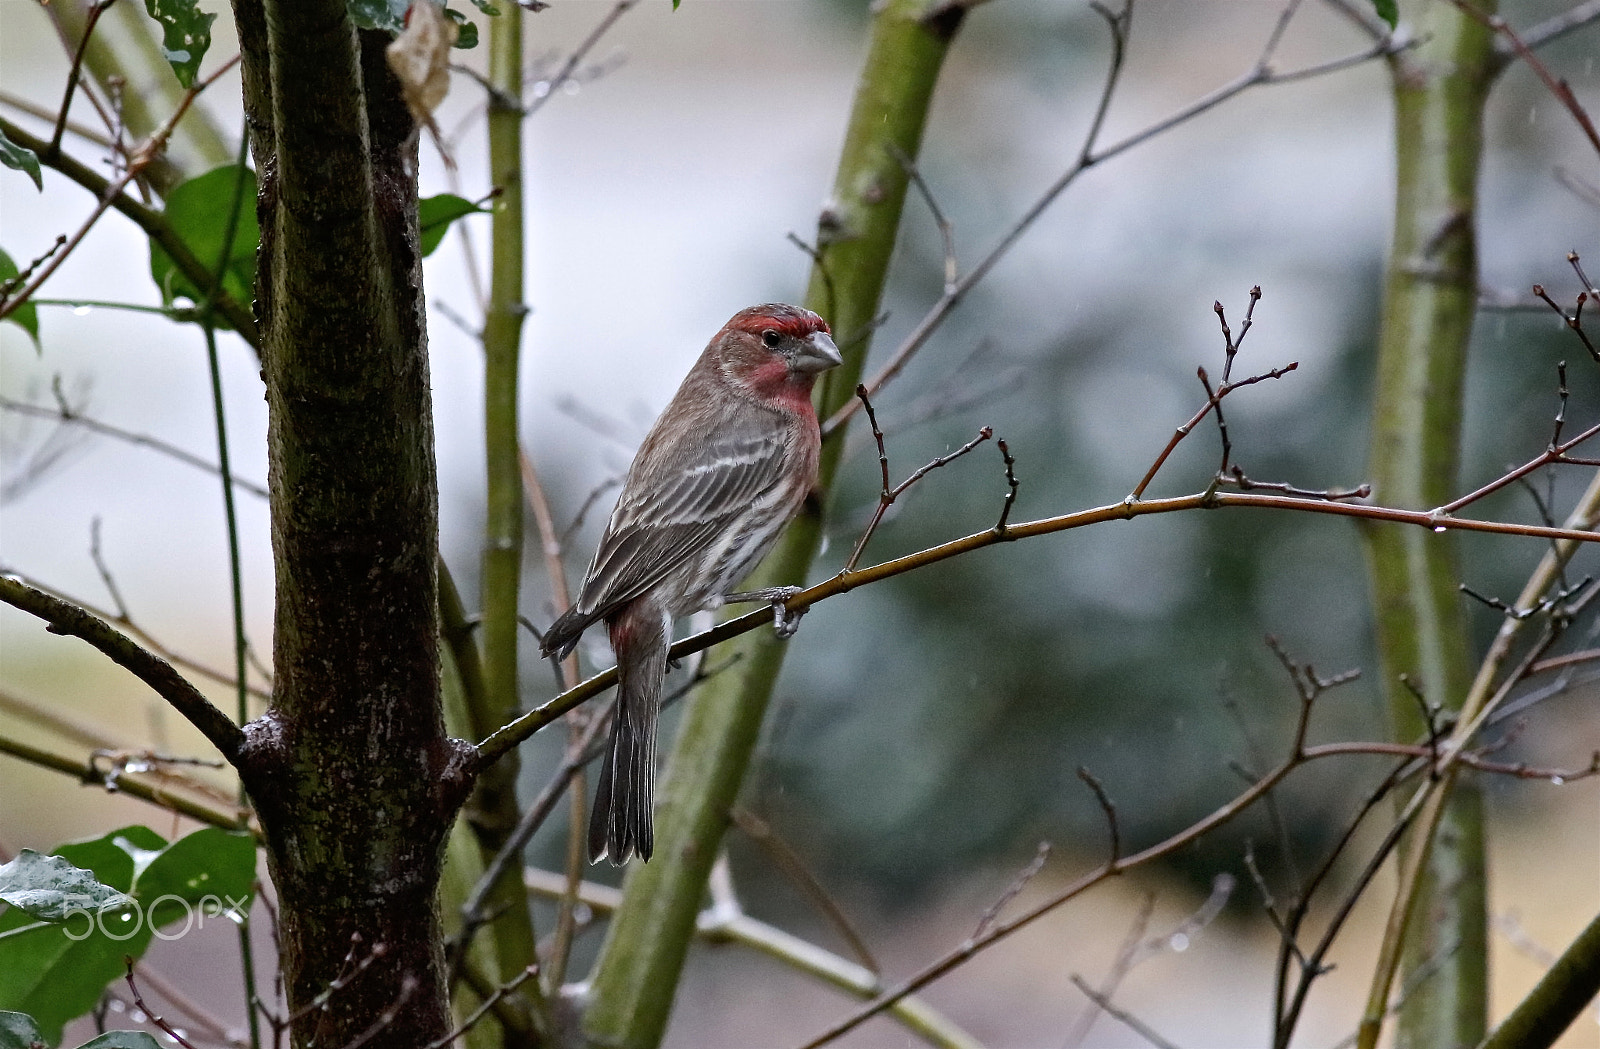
[762,329,781,348]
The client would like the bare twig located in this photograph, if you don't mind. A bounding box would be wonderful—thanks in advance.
[123,959,200,1049]
[523,0,640,120]
[1076,767,1121,864]
[1450,0,1600,153]
[0,55,243,326]
[558,475,622,549]
[887,141,958,293]
[731,807,879,975]
[971,841,1050,942]
[993,438,1019,533]
[824,1,1409,435]
[0,396,270,498]
[1067,975,1183,1049]
[427,965,538,1049]
[841,386,992,573]
[474,485,1600,767]
[48,0,120,157]
[1065,891,1157,1047]
[0,731,247,831]
[1130,362,1300,500]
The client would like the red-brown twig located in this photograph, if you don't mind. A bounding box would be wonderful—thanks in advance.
[824,2,1409,435]
[1447,0,1600,155]
[1130,362,1299,500]
[48,0,120,157]
[123,959,200,1049]
[841,385,992,573]
[0,53,241,326]
[474,484,1600,768]
[1438,416,1600,514]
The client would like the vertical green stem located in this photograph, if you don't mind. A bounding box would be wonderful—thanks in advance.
[474,1,541,1031]
[1362,2,1496,1046]
[201,137,261,1049]
[580,5,967,1047]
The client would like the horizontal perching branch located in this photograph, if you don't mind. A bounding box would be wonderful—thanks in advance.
[471,486,1600,767]
[0,573,244,762]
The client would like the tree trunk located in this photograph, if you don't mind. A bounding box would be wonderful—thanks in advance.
[229,0,469,1041]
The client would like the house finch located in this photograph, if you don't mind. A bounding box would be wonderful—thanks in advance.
[542,303,842,864]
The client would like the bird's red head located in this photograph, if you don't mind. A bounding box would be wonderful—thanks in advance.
[715,304,842,411]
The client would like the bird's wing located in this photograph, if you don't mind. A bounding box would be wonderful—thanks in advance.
[575,420,788,615]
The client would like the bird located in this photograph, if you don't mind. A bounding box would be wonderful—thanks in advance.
[541,303,842,864]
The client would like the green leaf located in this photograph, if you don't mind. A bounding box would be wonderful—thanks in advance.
[0,1011,46,1049]
[76,1032,163,1049]
[132,827,256,932]
[1370,0,1397,29]
[419,193,488,256]
[348,0,410,33]
[0,129,41,191]
[147,164,258,328]
[140,0,216,88]
[466,0,499,14]
[450,10,478,49]
[0,828,158,1045]
[0,852,134,923]
[0,827,255,1045]
[0,250,40,349]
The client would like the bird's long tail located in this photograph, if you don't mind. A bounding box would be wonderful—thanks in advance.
[591,598,669,864]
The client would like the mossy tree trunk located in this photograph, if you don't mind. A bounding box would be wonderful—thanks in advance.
[228,0,470,1041]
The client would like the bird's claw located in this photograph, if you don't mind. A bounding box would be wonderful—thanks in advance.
[724,585,808,639]
[765,586,806,640]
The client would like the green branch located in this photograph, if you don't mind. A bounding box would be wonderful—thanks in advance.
[467,3,545,1034]
[0,115,259,346]
[0,574,244,761]
[1479,909,1600,1049]
[580,5,969,1045]
[1359,2,1499,1045]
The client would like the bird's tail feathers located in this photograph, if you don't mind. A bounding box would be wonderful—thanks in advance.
[590,602,668,864]
[541,604,595,662]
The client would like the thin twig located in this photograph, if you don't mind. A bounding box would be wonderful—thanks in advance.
[49,0,121,157]
[993,438,1019,533]
[1448,0,1600,153]
[474,486,1600,767]
[4,569,268,699]
[123,959,200,1049]
[824,2,1407,435]
[0,55,243,326]
[970,841,1050,941]
[1076,767,1120,864]
[427,965,538,1049]
[1067,975,1183,1049]
[841,386,992,573]
[887,141,958,293]
[731,807,880,975]
[523,0,640,120]
[1130,362,1300,500]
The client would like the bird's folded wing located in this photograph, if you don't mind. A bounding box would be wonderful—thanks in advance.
[576,429,788,613]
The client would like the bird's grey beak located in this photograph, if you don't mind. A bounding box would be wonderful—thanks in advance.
[792,331,842,374]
